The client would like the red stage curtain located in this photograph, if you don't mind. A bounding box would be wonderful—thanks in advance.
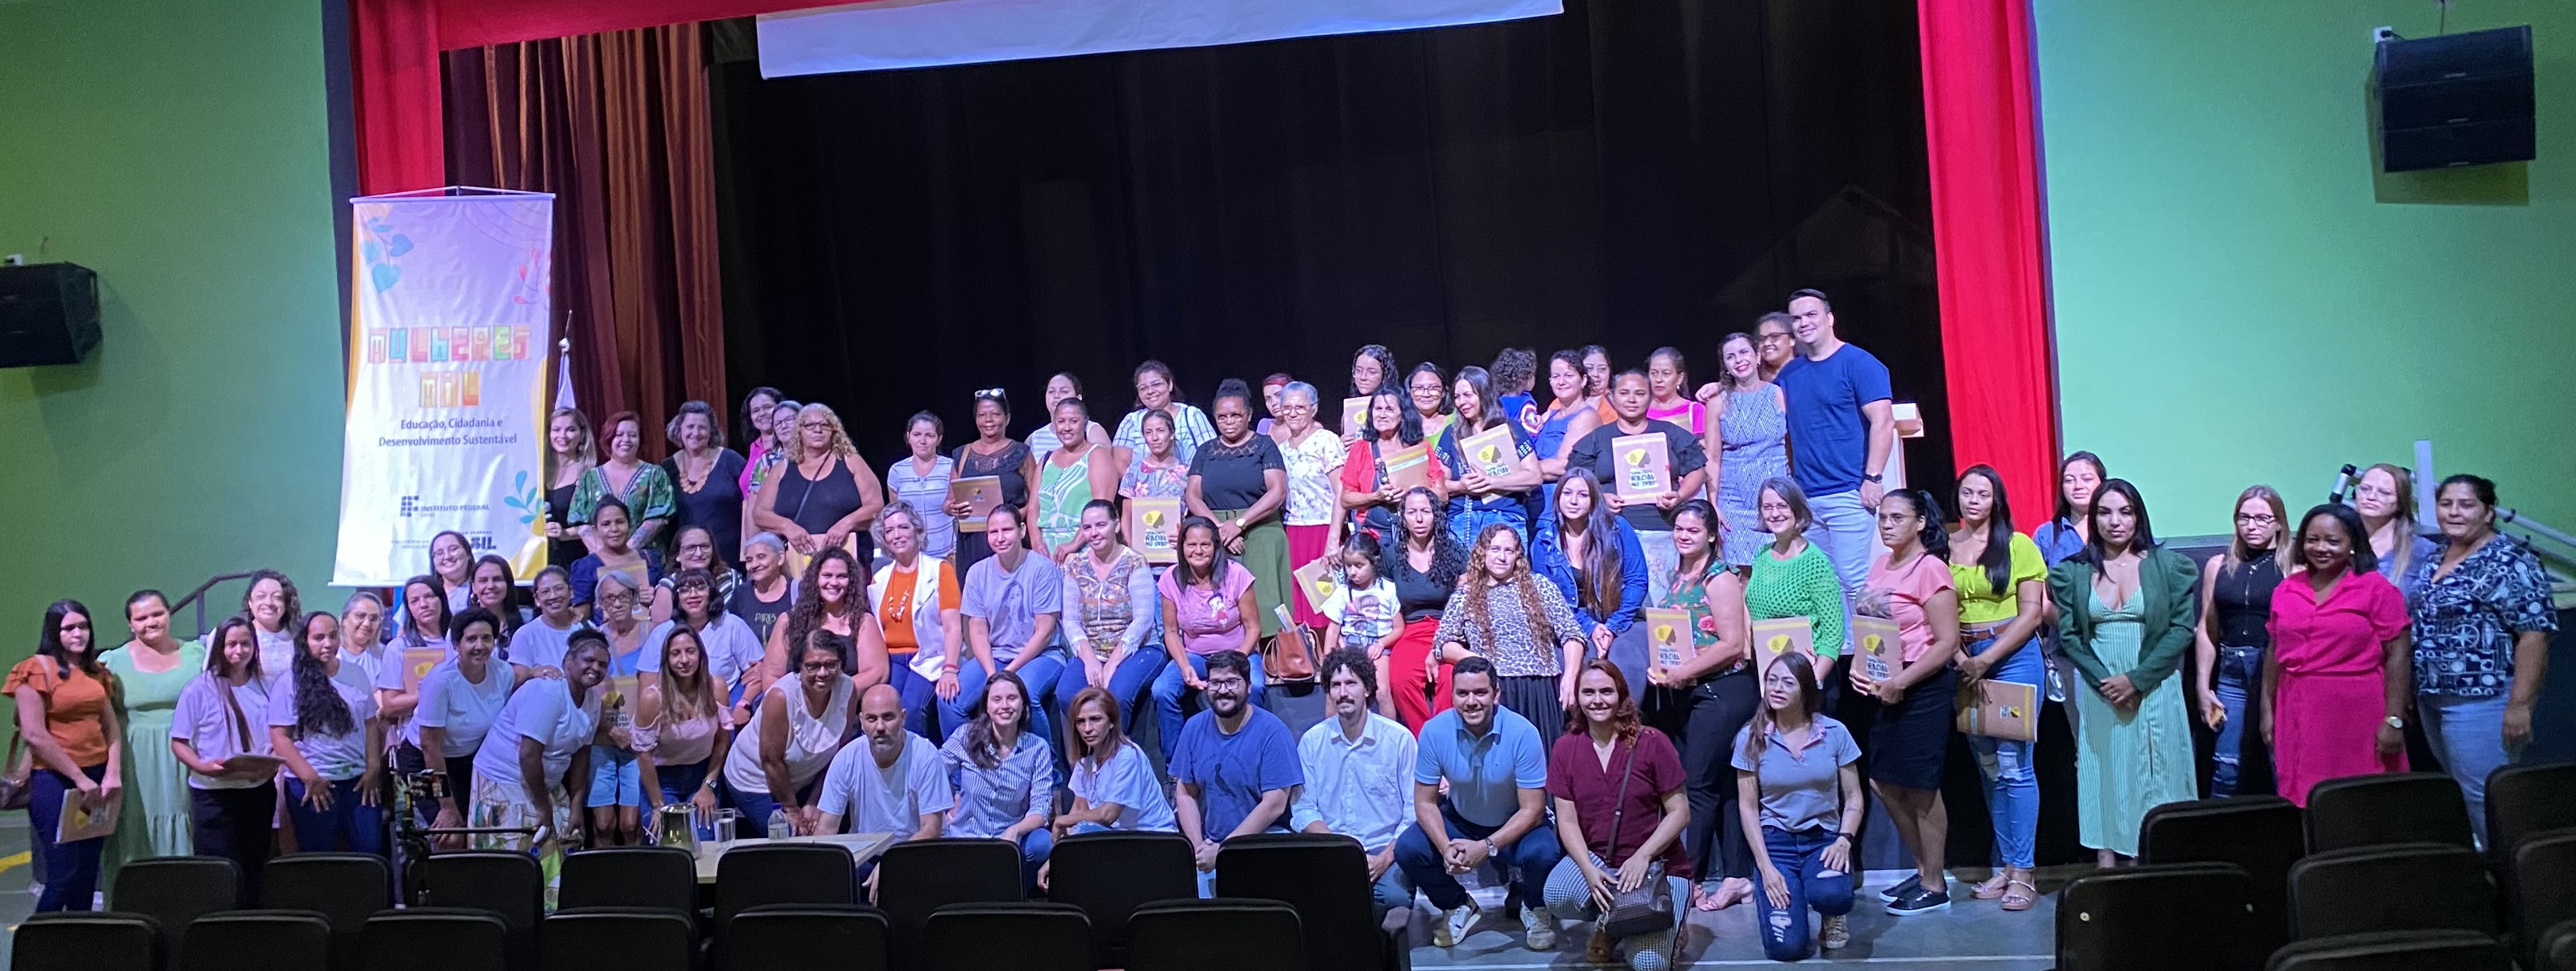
[443,26,728,448]
[1916,0,2060,514]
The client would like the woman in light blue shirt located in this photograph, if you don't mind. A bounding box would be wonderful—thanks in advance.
[1052,685,1175,839]
[885,411,959,559]
[942,670,1055,890]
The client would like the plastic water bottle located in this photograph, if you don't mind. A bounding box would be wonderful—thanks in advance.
[766,808,790,840]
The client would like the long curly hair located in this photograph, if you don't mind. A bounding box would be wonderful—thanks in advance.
[1562,659,1642,741]
[958,669,1034,771]
[781,546,865,664]
[1383,488,1464,589]
[785,403,858,463]
[242,569,305,635]
[288,612,355,741]
[1458,523,1564,650]
[1554,468,1625,620]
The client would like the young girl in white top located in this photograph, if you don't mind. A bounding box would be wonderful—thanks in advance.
[170,616,278,891]
[1318,533,1403,718]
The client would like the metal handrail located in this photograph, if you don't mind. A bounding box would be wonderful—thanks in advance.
[168,571,261,641]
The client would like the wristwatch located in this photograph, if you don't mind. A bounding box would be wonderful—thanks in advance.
[1861,473,1883,483]
[1483,838,1499,858]
[2385,715,2406,730]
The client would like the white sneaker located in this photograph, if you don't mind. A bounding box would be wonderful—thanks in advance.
[1434,901,1480,947]
[1523,906,1559,951]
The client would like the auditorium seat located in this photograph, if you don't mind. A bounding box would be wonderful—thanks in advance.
[875,838,1025,970]
[718,905,890,971]
[558,846,698,915]
[109,856,242,954]
[2305,773,2475,851]
[418,850,544,970]
[1215,832,1405,971]
[359,908,509,971]
[177,910,332,971]
[542,908,696,971]
[2141,795,2304,956]
[2541,918,2576,971]
[919,902,1091,971]
[1127,899,1306,971]
[713,841,857,928]
[2057,862,2258,971]
[11,911,161,971]
[259,853,392,971]
[2486,762,2576,863]
[2288,843,2496,939]
[2515,831,2576,967]
[2265,929,2511,971]
[1048,830,1199,968]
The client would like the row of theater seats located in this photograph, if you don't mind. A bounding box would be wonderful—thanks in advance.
[2056,762,2576,971]
[11,831,1409,971]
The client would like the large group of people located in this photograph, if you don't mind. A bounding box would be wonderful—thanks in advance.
[11,288,2558,966]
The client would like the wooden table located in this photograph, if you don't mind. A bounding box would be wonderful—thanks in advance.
[692,832,897,883]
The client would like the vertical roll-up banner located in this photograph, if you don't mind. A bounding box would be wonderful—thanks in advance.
[333,188,556,587]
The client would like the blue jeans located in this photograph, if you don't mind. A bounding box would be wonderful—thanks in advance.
[887,662,939,739]
[1805,490,1876,606]
[2209,645,2263,797]
[1054,650,1166,738]
[1964,633,2045,869]
[944,650,1066,746]
[2419,692,2521,847]
[1013,826,1054,892]
[30,764,107,912]
[1393,799,1565,913]
[1446,503,1528,552]
[1753,826,1856,962]
[653,759,715,839]
[1153,652,1266,762]
[722,773,819,837]
[284,775,386,857]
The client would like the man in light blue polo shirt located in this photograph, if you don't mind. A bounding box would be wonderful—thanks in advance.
[1393,656,1563,951]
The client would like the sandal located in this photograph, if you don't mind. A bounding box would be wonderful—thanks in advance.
[1970,872,2011,900]
[1693,877,1751,912]
[2000,878,2039,912]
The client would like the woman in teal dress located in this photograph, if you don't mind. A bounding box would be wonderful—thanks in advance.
[99,590,206,889]
[2047,479,2198,865]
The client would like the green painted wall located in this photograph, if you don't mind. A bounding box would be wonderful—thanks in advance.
[0,0,346,654]
[2035,0,2575,536]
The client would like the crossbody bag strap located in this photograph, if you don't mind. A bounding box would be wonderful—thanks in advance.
[1603,737,1637,859]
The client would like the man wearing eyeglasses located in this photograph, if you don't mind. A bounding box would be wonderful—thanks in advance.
[1170,650,1302,896]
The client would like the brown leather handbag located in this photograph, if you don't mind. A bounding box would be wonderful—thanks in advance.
[1262,605,1319,683]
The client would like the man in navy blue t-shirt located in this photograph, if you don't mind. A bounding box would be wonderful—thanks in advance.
[1774,288,1894,600]
[1171,650,1303,895]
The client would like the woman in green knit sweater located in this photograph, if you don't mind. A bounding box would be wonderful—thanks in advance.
[1745,478,1850,687]
[2046,478,2199,866]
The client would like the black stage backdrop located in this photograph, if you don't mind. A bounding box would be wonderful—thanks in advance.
[709,0,1952,502]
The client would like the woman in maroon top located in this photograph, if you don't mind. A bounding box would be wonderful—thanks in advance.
[1543,660,1690,970]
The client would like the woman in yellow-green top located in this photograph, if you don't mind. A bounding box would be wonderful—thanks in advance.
[99,590,205,891]
[1943,466,2049,912]
[1743,478,1849,682]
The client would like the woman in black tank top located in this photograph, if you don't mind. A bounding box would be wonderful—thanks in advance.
[752,404,885,569]
[2194,486,2289,797]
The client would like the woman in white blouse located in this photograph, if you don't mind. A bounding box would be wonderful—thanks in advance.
[1272,381,1346,628]
[170,616,278,890]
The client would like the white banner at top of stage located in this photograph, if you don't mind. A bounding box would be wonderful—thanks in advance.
[756,0,1562,78]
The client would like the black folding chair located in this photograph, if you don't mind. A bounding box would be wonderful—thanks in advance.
[919,902,1091,971]
[177,910,332,971]
[713,841,858,928]
[2143,795,2306,956]
[2266,929,2512,971]
[109,855,242,954]
[360,908,508,971]
[2056,863,2258,971]
[2306,773,2475,851]
[417,850,544,970]
[876,838,1025,970]
[2515,831,2576,967]
[2290,843,2497,939]
[719,906,890,971]
[2488,763,2576,863]
[558,846,699,914]
[1048,831,1200,968]
[1215,833,1404,971]
[11,912,161,971]
[1126,899,1306,971]
[259,853,393,971]
[541,908,696,971]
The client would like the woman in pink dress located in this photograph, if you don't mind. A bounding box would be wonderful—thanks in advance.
[2263,504,2412,806]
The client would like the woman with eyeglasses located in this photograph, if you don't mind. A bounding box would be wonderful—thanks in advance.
[1343,344,1401,442]
[1693,331,1789,568]
[13,601,122,910]
[546,407,599,568]
[1406,362,1456,450]
[885,411,960,561]
[1271,381,1345,627]
[950,389,1039,575]
[569,410,677,556]
[649,525,738,626]
[1339,387,1451,546]
[2193,486,2290,798]
[1113,360,1217,464]
[1751,312,1796,384]
[2404,475,2556,845]
[754,402,887,574]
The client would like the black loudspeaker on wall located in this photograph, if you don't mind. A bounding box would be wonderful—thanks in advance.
[0,263,101,367]
[2375,25,2536,173]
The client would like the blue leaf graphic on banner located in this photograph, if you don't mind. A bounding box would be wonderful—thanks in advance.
[371,263,401,292]
[387,235,414,257]
[514,470,529,490]
[362,240,381,265]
